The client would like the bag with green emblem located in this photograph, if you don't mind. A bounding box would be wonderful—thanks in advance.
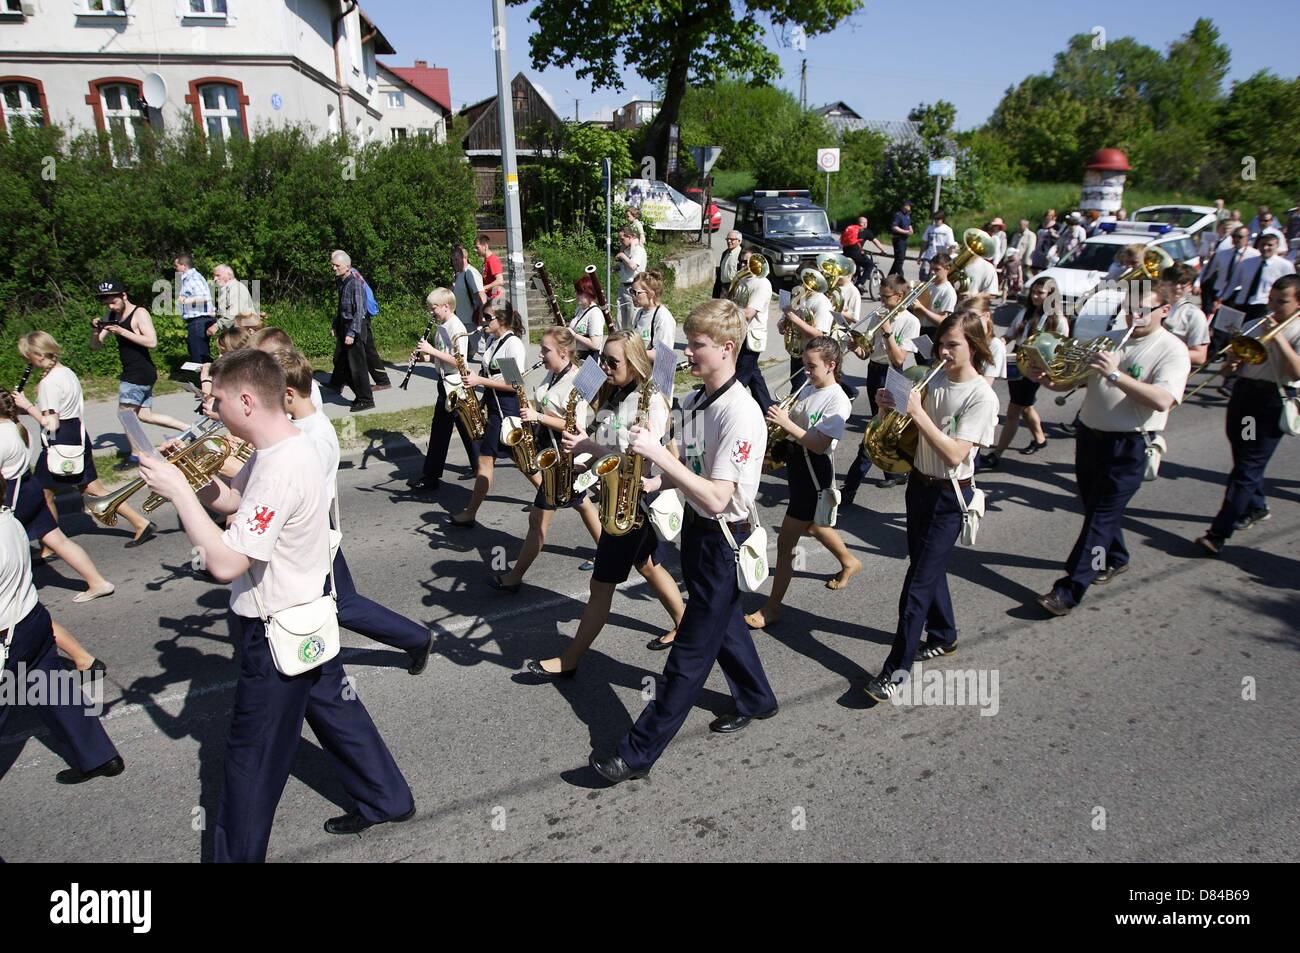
[718,509,768,593]
[245,533,339,677]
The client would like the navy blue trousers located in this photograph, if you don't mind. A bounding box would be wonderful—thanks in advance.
[1052,424,1146,608]
[212,614,413,863]
[332,547,428,653]
[1210,379,1285,539]
[737,345,772,411]
[880,476,969,679]
[842,360,890,499]
[422,380,475,481]
[185,317,215,365]
[617,518,777,773]
[0,603,118,777]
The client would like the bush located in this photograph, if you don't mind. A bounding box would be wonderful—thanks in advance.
[527,230,677,311]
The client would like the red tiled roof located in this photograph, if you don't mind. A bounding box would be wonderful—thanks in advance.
[379,60,451,114]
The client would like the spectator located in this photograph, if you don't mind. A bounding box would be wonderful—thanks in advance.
[615,226,647,328]
[626,206,646,245]
[210,264,256,337]
[1054,212,1087,262]
[1251,210,1288,252]
[327,250,391,413]
[1202,225,1257,314]
[1030,209,1059,274]
[889,200,914,277]
[713,230,742,299]
[1006,218,1036,297]
[841,215,885,281]
[919,211,955,281]
[1198,219,1229,274]
[174,254,213,364]
[475,233,504,304]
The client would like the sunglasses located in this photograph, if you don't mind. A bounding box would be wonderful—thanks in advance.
[598,355,622,369]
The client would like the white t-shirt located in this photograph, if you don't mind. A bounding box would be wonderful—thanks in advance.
[617,244,647,284]
[224,431,331,617]
[632,304,676,357]
[928,281,958,319]
[481,332,526,379]
[570,305,606,350]
[1164,300,1211,348]
[452,267,484,326]
[1006,307,1069,348]
[791,382,851,454]
[1079,327,1190,433]
[535,365,591,431]
[1238,312,1300,384]
[870,312,921,365]
[310,379,324,414]
[921,223,955,261]
[837,281,862,325]
[678,380,766,522]
[0,420,30,481]
[434,315,470,380]
[36,364,82,421]
[984,336,1008,380]
[292,411,341,505]
[740,275,773,352]
[914,373,999,480]
[788,290,833,356]
[591,384,670,454]
[964,257,999,296]
[0,510,37,632]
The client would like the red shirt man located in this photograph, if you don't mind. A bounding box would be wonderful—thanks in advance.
[475,235,504,304]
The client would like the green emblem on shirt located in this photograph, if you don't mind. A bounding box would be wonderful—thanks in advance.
[1126,363,1143,380]
[809,410,823,426]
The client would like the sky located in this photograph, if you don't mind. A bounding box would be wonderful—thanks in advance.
[365,1,1292,128]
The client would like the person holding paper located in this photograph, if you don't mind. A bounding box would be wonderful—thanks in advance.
[447,305,531,529]
[408,288,476,493]
[863,311,998,704]
[1028,295,1190,617]
[490,327,602,592]
[524,331,683,676]
[1196,275,1300,555]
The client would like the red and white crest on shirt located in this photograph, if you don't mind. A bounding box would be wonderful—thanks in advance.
[731,439,753,466]
[247,505,275,535]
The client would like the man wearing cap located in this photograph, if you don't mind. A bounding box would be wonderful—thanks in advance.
[889,201,914,277]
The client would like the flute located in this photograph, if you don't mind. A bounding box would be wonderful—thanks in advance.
[400,316,438,391]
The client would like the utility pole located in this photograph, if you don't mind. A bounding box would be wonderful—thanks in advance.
[491,0,529,335]
[573,98,579,122]
[799,58,807,111]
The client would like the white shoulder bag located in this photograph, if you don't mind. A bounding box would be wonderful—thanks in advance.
[952,475,985,547]
[1141,432,1167,481]
[43,404,86,478]
[647,488,684,542]
[246,532,340,677]
[718,509,768,593]
[1280,387,1300,437]
[803,447,840,528]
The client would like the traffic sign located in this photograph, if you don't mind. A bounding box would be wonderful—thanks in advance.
[690,146,723,175]
[817,148,840,173]
[928,156,956,178]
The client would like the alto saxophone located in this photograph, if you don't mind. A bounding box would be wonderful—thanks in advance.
[537,389,579,508]
[504,380,541,475]
[593,378,653,536]
[448,333,487,440]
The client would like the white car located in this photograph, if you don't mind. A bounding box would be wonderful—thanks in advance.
[1131,204,1219,240]
[1035,222,1201,319]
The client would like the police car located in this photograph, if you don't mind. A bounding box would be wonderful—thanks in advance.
[1035,221,1201,318]
[735,190,840,288]
[1131,204,1219,240]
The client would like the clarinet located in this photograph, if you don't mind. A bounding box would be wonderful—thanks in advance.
[400,316,437,390]
[16,365,33,393]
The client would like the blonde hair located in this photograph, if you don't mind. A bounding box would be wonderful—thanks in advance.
[215,326,256,354]
[683,298,745,349]
[543,325,577,356]
[427,287,455,310]
[594,330,653,412]
[956,293,992,314]
[252,327,293,350]
[18,331,61,362]
[632,270,665,303]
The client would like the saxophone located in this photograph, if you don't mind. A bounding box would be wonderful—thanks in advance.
[448,333,487,440]
[537,389,579,507]
[504,380,541,475]
[593,378,653,536]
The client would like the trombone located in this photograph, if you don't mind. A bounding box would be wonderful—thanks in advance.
[1183,308,1300,400]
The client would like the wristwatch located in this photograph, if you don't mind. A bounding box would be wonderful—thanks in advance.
[1105,370,1121,384]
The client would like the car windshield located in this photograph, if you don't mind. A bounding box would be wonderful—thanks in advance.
[1057,242,1122,272]
[765,210,830,236]
[1132,208,1206,229]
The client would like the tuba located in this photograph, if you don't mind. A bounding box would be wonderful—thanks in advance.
[727,252,768,302]
[537,389,580,508]
[504,380,541,475]
[784,268,829,356]
[862,361,948,474]
[593,377,654,536]
[447,333,487,440]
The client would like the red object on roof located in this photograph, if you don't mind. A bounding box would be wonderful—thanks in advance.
[1086,148,1131,172]
[380,59,451,113]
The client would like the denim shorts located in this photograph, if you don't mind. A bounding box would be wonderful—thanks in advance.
[118,381,154,408]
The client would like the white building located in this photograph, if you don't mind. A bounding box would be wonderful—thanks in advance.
[0,1,448,149]
[377,59,450,143]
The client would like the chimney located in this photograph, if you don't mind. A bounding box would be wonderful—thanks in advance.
[414,60,428,69]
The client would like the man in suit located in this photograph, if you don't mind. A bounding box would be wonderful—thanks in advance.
[712,231,742,299]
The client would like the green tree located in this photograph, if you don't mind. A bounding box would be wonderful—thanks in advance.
[679,77,804,172]
[508,0,863,178]
[907,100,958,153]
[526,122,634,236]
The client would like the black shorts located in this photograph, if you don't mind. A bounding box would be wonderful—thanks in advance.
[6,473,57,540]
[787,449,834,522]
[475,390,521,461]
[1007,377,1041,408]
[592,520,661,584]
[36,419,97,489]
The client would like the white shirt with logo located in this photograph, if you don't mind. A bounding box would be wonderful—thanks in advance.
[1163,300,1211,348]
[964,257,999,296]
[481,332,526,379]
[36,364,82,422]
[740,275,773,352]
[791,382,851,454]
[591,384,669,455]
[535,365,591,432]
[570,305,606,350]
[1238,313,1300,384]
[1079,327,1190,433]
[914,373,999,481]
[679,381,766,522]
[869,312,921,365]
[0,510,37,632]
[632,304,677,357]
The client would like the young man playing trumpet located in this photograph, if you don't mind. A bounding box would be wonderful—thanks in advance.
[1195,274,1300,554]
[1030,293,1191,615]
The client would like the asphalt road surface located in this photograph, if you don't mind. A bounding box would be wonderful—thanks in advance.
[1,354,1296,863]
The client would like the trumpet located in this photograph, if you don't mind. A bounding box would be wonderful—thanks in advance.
[862,361,949,474]
[1184,308,1300,400]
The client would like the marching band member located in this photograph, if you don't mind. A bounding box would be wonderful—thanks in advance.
[0,388,115,603]
[982,276,1069,465]
[732,249,773,408]
[590,300,777,784]
[629,270,677,364]
[1159,264,1211,366]
[491,327,602,592]
[0,491,122,784]
[910,253,958,332]
[1196,274,1300,554]
[841,275,919,503]
[14,332,156,548]
[409,288,475,492]
[261,346,433,675]
[137,349,415,861]
[1029,294,1191,615]
[525,331,683,676]
[779,269,834,378]
[450,304,533,529]
[251,327,323,411]
[864,311,999,703]
[744,336,860,631]
[832,265,863,401]
[569,274,607,360]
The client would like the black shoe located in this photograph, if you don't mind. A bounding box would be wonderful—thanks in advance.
[56,755,125,785]
[578,560,594,571]
[1233,507,1271,532]
[1093,562,1129,586]
[88,658,108,676]
[448,515,477,529]
[525,659,575,680]
[407,633,433,675]
[349,400,376,413]
[646,634,674,651]
[1036,592,1073,617]
[324,805,416,835]
[878,474,903,488]
[863,675,899,704]
[1020,439,1048,455]
[489,574,521,593]
[1058,421,1077,436]
[124,522,156,549]
[406,476,440,492]
[709,706,778,733]
[915,640,956,661]
[589,752,647,784]
[980,452,1001,470]
[1194,533,1223,556]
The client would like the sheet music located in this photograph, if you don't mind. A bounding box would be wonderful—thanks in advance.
[118,411,163,460]
[573,357,606,404]
[652,343,677,397]
[884,367,915,414]
[1213,305,1246,334]
[1072,314,1110,342]
[496,357,525,390]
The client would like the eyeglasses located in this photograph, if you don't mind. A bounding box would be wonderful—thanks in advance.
[598,355,622,369]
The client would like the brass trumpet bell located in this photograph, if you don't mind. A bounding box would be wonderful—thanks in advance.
[798,268,829,296]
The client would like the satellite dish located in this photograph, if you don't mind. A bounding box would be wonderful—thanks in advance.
[142,72,167,109]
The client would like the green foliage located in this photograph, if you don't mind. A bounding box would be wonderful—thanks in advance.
[527,230,677,312]
[869,137,991,237]
[523,122,634,237]
[679,78,805,172]
[710,168,758,200]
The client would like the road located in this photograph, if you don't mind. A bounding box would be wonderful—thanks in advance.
[1,331,1297,861]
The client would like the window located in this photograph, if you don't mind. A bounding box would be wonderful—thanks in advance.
[387,90,405,109]
[1,0,25,15]
[185,78,248,142]
[390,127,406,141]
[188,0,227,14]
[416,128,432,140]
[84,0,127,13]
[0,81,45,131]
[97,82,146,163]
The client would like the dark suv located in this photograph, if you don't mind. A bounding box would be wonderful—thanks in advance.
[735,190,840,288]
